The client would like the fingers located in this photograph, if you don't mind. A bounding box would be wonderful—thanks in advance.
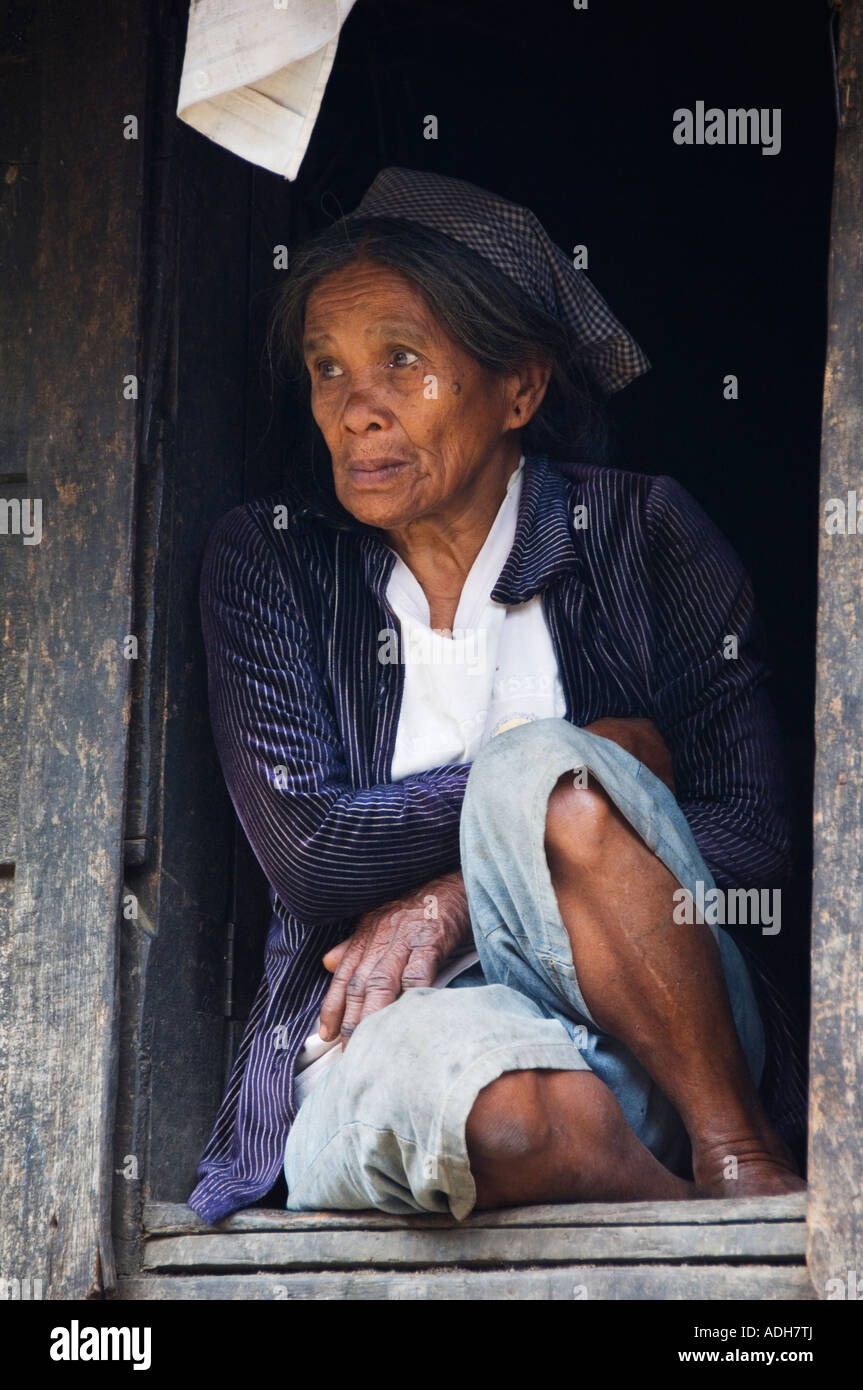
[319,937,366,1042]
[319,911,447,1046]
[319,915,404,1042]
[322,938,352,973]
[338,942,413,1043]
[400,943,441,990]
[341,933,445,1040]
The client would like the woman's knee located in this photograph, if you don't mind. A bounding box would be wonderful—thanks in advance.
[463,719,592,856]
[465,1069,553,1166]
[465,1068,627,1169]
[466,718,572,803]
[544,770,618,870]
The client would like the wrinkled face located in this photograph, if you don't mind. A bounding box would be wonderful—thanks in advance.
[302,259,519,529]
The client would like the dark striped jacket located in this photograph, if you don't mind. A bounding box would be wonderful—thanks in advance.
[188,452,791,1224]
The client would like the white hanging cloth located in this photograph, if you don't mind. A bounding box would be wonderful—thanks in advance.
[177,0,357,180]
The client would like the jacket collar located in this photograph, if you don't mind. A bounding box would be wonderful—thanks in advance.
[491,453,586,603]
[294,452,586,606]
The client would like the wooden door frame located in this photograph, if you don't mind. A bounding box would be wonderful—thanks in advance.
[1,0,860,1302]
[806,0,863,1297]
[0,0,147,1298]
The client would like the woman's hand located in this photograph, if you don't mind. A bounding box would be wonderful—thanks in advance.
[319,869,474,1046]
[583,716,676,794]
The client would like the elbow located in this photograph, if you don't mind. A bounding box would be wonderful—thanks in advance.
[756,834,793,887]
[265,828,383,924]
[266,855,355,926]
[708,826,793,891]
[232,781,364,925]
[682,797,793,890]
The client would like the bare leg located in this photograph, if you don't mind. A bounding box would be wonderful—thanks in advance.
[543,773,804,1197]
[465,1068,694,1208]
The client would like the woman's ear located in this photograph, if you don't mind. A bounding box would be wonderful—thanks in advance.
[509,360,552,429]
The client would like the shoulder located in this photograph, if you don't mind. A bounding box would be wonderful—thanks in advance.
[202,485,338,588]
[548,459,730,553]
[545,458,671,552]
[549,457,684,511]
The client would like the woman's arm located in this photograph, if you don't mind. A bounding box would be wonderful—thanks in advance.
[200,504,469,924]
[644,475,792,889]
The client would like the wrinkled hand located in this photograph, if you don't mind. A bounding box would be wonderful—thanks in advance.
[319,869,473,1047]
[583,716,676,794]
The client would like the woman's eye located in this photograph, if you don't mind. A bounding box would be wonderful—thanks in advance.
[315,360,343,379]
[387,349,420,369]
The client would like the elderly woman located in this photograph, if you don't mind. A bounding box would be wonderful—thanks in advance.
[188,168,804,1225]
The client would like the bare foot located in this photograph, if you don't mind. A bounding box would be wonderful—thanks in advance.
[692,1131,806,1198]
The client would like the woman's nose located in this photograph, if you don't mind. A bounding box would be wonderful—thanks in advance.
[341,383,392,433]
[343,394,389,430]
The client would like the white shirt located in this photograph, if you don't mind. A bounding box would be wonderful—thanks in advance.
[387,456,566,780]
[292,455,567,1105]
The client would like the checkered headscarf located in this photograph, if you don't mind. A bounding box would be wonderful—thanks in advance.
[347,166,650,396]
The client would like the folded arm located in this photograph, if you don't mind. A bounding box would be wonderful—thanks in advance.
[200,505,467,924]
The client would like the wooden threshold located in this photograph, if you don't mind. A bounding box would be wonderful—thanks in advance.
[113,1195,813,1299]
[117,1265,815,1301]
[142,1222,805,1270]
[144,1192,806,1235]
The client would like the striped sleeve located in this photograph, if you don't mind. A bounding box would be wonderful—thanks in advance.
[199,505,469,924]
[644,475,792,888]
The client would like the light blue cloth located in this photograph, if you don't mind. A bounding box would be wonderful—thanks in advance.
[283,718,765,1218]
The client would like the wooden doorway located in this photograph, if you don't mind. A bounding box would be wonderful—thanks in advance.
[1,0,858,1300]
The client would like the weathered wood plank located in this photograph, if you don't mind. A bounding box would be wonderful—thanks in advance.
[0,0,146,1300]
[808,0,863,1298]
[144,1192,806,1236]
[117,1265,816,1301]
[0,874,14,1141]
[0,14,40,867]
[135,33,253,1203]
[143,1221,806,1271]
[0,480,29,865]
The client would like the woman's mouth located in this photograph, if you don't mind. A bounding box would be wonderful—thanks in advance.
[346,457,412,486]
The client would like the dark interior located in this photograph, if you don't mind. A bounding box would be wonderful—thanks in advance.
[138,0,835,1203]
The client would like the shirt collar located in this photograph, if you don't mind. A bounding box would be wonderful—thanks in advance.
[293,451,585,605]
